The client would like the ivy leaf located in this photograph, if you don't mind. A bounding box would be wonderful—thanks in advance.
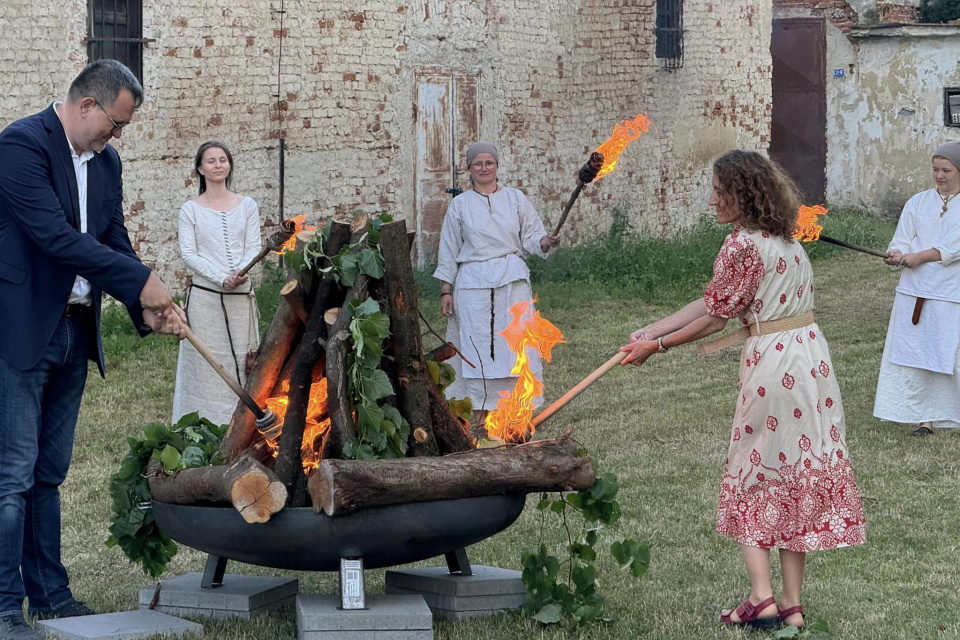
[356,444,377,460]
[283,249,306,273]
[531,602,563,625]
[159,445,184,472]
[180,446,206,469]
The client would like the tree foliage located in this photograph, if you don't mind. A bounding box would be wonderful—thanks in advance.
[919,0,960,23]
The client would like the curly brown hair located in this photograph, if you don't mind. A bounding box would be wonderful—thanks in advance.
[712,150,801,239]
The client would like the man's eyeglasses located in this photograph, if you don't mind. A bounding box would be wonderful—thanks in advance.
[95,100,131,133]
[470,161,498,170]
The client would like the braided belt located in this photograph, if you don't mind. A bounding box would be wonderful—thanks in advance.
[698,311,815,356]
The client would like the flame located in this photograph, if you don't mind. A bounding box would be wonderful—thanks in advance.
[277,215,316,253]
[262,378,331,473]
[484,300,565,443]
[594,114,652,180]
[794,205,828,242]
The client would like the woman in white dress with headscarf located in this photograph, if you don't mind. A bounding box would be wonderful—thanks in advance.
[172,141,261,426]
[434,142,560,437]
[875,141,960,436]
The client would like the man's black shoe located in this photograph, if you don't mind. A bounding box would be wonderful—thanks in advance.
[0,615,41,640]
[29,600,97,621]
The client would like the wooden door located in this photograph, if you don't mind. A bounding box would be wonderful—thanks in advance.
[414,69,480,267]
[770,19,826,203]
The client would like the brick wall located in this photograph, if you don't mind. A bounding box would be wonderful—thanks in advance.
[2,0,772,289]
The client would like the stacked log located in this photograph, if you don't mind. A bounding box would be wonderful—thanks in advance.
[153,213,593,519]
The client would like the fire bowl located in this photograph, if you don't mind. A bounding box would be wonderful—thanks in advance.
[152,494,526,571]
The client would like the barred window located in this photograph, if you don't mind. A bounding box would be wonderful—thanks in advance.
[86,0,146,81]
[655,0,684,69]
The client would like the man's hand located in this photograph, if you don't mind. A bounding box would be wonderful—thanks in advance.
[139,273,173,313]
[143,303,187,339]
[441,292,454,317]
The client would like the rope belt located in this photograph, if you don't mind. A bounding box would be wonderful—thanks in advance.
[698,311,815,356]
[187,283,252,382]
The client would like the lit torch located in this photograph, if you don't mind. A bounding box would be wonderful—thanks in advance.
[554,114,653,235]
[794,205,887,258]
[237,215,316,277]
[484,300,565,444]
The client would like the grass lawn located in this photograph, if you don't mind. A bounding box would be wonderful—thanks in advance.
[65,212,960,639]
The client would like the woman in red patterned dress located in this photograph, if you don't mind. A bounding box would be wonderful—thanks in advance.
[619,150,866,630]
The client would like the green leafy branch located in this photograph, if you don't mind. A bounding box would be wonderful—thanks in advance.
[520,470,650,626]
[342,297,411,460]
[106,413,228,577]
[426,359,472,423]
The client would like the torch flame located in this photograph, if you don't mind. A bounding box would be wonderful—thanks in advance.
[484,300,565,443]
[794,205,828,242]
[595,114,652,180]
[262,378,331,473]
[277,215,316,253]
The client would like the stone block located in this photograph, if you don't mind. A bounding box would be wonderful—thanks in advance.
[138,572,298,619]
[385,565,525,620]
[296,594,432,640]
[37,610,202,640]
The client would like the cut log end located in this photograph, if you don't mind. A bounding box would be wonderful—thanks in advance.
[229,466,288,523]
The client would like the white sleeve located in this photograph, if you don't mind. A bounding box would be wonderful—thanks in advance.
[888,196,917,254]
[178,204,230,285]
[433,202,463,285]
[239,198,263,268]
[516,190,549,259]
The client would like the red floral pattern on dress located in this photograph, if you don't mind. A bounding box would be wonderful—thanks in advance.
[794,408,802,419]
[830,425,840,442]
[825,397,834,409]
[810,368,816,379]
[797,286,804,299]
[819,361,830,377]
[753,299,764,314]
[757,386,766,397]
[809,331,817,340]
[733,428,741,441]
[799,435,811,451]
[717,448,866,552]
[796,335,803,344]
[795,255,801,265]
[704,231,765,319]
[766,416,778,431]
[753,350,761,365]
[776,343,784,352]
[777,257,787,274]
[782,373,795,390]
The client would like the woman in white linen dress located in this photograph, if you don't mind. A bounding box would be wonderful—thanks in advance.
[619,150,866,630]
[172,141,261,426]
[434,141,560,435]
[875,141,960,436]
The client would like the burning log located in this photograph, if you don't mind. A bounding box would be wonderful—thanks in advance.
[221,300,302,460]
[794,205,887,258]
[554,114,652,235]
[380,220,439,457]
[273,217,354,504]
[307,431,595,516]
[147,457,287,524]
[426,383,475,454]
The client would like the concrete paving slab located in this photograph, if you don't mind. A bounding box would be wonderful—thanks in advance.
[297,594,432,640]
[385,566,525,620]
[37,610,202,640]
[138,572,298,619]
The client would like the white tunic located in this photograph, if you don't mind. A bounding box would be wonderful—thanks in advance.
[172,198,262,426]
[433,187,550,410]
[874,190,960,427]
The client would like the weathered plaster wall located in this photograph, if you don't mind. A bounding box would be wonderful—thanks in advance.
[853,25,960,216]
[2,0,773,288]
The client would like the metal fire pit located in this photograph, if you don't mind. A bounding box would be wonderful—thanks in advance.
[152,494,526,572]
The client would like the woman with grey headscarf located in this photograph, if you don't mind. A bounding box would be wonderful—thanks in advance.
[433,142,560,437]
[875,141,960,436]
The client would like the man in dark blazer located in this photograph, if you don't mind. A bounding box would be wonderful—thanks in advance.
[0,60,185,639]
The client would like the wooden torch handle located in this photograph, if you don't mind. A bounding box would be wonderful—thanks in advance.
[530,351,626,428]
[178,321,267,420]
[553,182,585,235]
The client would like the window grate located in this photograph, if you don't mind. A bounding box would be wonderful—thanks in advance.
[655,0,684,69]
[86,0,148,81]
